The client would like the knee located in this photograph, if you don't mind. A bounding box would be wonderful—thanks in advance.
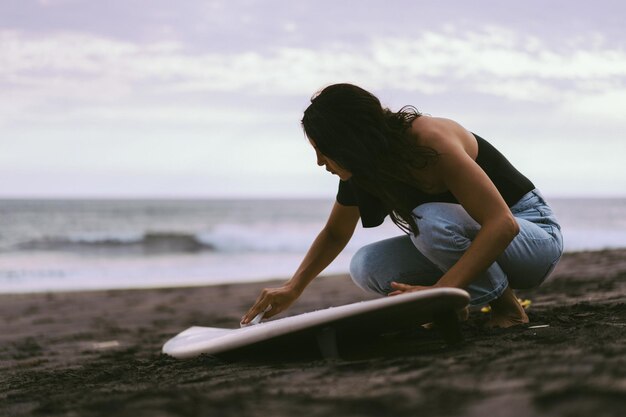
[411,203,478,252]
[349,245,385,295]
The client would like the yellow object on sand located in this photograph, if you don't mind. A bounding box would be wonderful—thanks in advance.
[481,298,531,313]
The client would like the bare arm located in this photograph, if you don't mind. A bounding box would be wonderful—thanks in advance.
[241,201,360,324]
[433,133,519,289]
[392,119,519,294]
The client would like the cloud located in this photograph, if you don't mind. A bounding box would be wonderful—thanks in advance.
[471,79,570,102]
[1,26,625,126]
[10,104,297,125]
[558,90,626,123]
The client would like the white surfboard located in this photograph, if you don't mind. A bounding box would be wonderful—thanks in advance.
[162,287,469,360]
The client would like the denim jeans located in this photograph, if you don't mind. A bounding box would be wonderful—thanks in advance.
[349,189,564,306]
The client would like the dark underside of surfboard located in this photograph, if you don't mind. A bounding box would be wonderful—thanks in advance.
[213,306,463,362]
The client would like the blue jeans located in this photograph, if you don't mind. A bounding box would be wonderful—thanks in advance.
[349,189,564,306]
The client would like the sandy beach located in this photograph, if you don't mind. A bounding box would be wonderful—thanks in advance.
[1,249,625,417]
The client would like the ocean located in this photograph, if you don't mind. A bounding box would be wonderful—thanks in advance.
[1,197,625,294]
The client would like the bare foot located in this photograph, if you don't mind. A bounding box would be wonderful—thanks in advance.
[486,287,529,328]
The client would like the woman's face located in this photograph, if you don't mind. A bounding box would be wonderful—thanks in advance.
[309,139,353,181]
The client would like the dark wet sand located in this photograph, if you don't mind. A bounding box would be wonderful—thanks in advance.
[1,249,625,417]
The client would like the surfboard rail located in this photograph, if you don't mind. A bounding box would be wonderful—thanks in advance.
[162,287,469,359]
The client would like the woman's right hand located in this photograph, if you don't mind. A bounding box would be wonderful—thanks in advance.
[240,284,301,325]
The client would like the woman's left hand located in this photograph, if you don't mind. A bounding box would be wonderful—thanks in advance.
[387,281,434,296]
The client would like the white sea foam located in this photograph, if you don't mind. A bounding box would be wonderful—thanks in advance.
[196,223,320,253]
[0,198,624,293]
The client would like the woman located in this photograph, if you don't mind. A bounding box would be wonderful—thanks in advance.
[241,83,563,328]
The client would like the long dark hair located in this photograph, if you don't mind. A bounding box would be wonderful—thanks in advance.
[301,83,438,235]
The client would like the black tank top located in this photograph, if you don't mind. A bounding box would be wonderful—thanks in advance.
[336,133,535,228]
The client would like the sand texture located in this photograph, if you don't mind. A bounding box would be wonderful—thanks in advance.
[1,249,625,417]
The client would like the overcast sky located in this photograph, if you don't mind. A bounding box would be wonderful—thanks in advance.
[1,0,625,198]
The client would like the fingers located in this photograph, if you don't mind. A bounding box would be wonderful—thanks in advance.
[241,290,271,325]
[241,287,287,324]
[387,282,418,296]
[387,282,407,297]
[390,281,411,290]
[241,285,299,325]
[241,304,272,327]
[262,304,280,319]
[387,282,434,296]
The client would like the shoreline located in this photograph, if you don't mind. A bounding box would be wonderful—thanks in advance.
[2,247,626,297]
[1,248,625,417]
[0,272,347,297]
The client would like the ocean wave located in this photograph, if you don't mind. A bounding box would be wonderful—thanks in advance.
[197,224,315,253]
[14,225,318,255]
[16,232,215,255]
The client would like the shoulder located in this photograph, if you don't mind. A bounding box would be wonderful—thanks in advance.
[410,116,477,158]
